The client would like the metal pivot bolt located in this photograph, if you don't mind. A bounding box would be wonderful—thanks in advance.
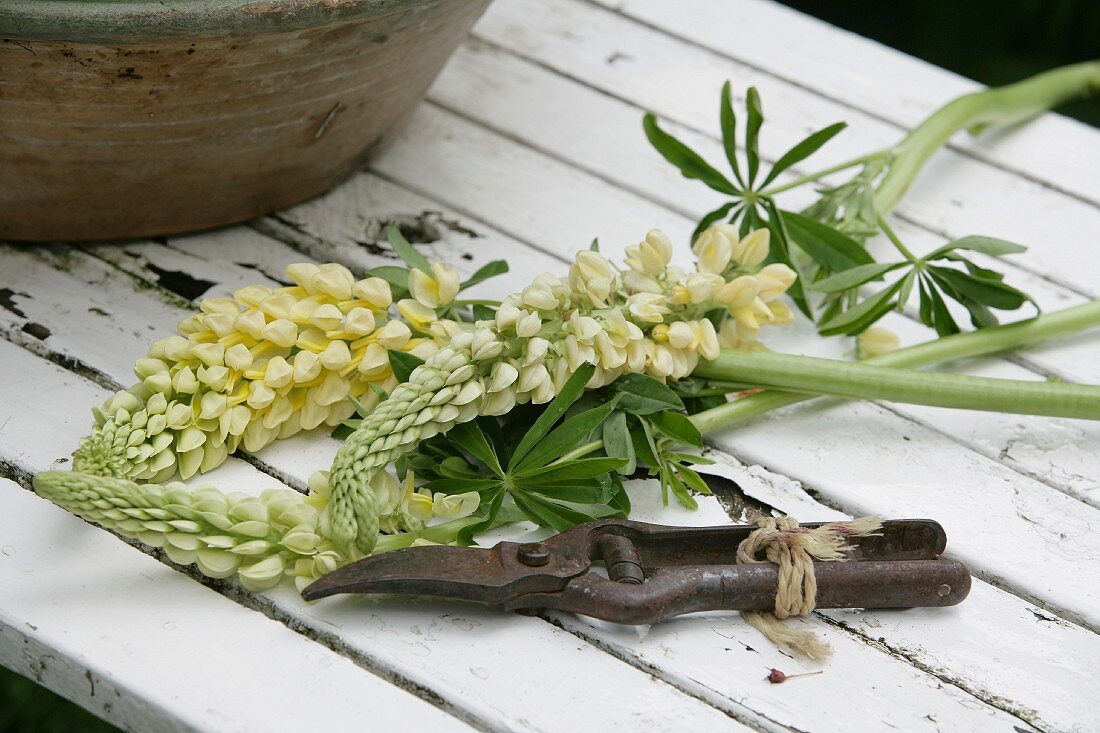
[517,543,550,567]
[598,534,645,584]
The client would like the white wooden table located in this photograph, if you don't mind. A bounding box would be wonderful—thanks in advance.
[2,1,1099,731]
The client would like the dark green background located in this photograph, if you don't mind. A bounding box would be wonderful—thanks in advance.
[779,0,1100,126]
[2,2,1097,732]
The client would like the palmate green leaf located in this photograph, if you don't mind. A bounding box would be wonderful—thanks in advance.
[513,400,618,473]
[719,81,745,188]
[608,372,683,414]
[745,87,764,185]
[642,114,739,195]
[926,235,1027,260]
[509,364,594,469]
[811,261,905,293]
[925,278,961,336]
[388,350,424,383]
[818,278,904,336]
[926,265,1028,310]
[460,260,509,290]
[602,410,636,475]
[780,209,874,272]
[387,223,433,272]
[761,122,848,188]
[447,420,504,476]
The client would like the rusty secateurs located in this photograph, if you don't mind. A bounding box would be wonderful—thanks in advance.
[301,518,970,624]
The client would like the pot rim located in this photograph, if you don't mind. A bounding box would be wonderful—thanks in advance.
[0,0,436,41]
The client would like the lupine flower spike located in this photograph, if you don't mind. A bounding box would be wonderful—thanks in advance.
[37,227,796,589]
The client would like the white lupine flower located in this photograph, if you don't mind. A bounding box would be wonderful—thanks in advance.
[351,277,393,310]
[397,298,437,329]
[521,282,561,311]
[693,226,735,274]
[569,250,618,306]
[375,320,412,349]
[409,262,460,309]
[525,337,551,365]
[715,275,761,309]
[344,307,376,335]
[757,263,798,301]
[626,292,670,323]
[488,362,519,393]
[495,302,523,330]
[733,229,770,267]
[515,311,542,338]
[622,269,663,294]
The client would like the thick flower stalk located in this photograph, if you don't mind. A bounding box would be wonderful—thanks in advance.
[323,228,796,553]
[34,462,480,592]
[72,262,443,483]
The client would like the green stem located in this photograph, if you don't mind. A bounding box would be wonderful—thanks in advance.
[690,301,1100,433]
[759,151,888,196]
[874,61,1100,216]
[877,214,919,263]
[693,349,1100,419]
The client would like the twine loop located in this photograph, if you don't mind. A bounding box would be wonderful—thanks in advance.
[736,515,882,659]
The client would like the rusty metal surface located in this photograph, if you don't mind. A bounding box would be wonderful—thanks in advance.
[0,0,491,241]
[303,518,972,625]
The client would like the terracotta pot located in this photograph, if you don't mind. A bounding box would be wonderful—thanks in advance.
[0,0,490,242]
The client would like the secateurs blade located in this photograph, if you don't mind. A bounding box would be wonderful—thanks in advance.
[301,518,970,624]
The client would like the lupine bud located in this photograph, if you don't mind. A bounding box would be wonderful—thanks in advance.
[858,327,900,358]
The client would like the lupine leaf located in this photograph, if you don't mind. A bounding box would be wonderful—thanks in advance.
[818,279,904,336]
[647,410,702,448]
[761,122,847,188]
[719,81,745,187]
[927,265,1028,310]
[387,223,433,272]
[763,202,812,318]
[926,235,1027,260]
[518,457,627,482]
[460,260,509,290]
[447,421,504,476]
[781,210,874,271]
[609,373,683,414]
[602,410,636,475]
[513,400,618,473]
[509,364,594,470]
[745,87,764,185]
[388,350,424,383]
[811,261,905,293]
[643,114,739,195]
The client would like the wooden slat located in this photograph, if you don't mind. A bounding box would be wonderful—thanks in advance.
[0,237,1049,731]
[0,274,744,733]
[470,0,1100,298]
[590,0,1100,207]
